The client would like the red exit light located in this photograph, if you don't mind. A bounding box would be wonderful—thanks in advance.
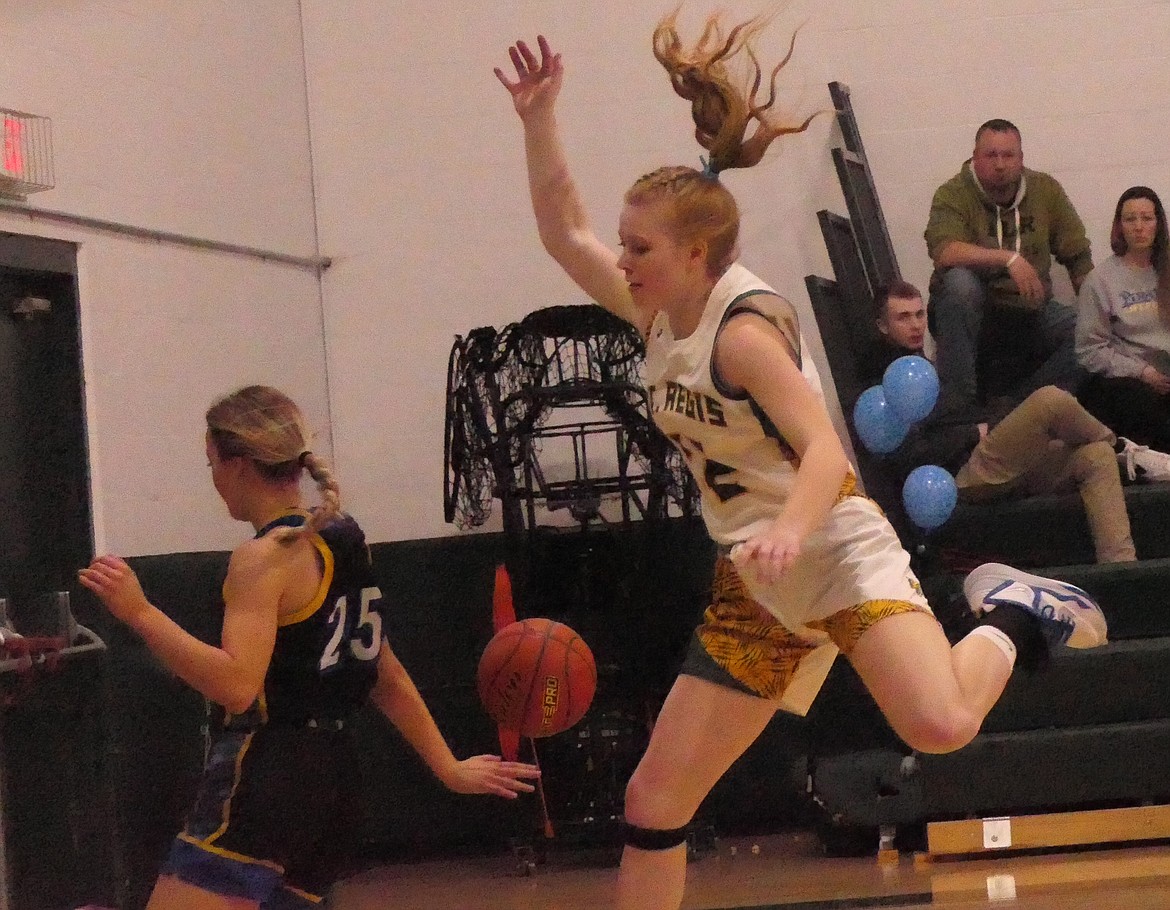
[3,117,24,175]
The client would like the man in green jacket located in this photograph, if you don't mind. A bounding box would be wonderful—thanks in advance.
[924,119,1093,411]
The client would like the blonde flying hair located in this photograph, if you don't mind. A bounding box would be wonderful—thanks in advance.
[205,385,341,537]
[626,8,818,274]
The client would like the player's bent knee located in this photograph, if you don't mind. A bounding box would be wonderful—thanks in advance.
[623,821,690,851]
[897,708,980,755]
[623,769,695,831]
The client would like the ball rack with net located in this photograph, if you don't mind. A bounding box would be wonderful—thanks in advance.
[445,306,698,867]
[443,304,699,535]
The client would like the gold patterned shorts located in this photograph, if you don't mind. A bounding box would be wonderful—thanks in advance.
[680,556,931,702]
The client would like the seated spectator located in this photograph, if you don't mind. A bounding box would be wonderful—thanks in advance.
[924,119,1092,414]
[1076,186,1170,460]
[866,280,1137,564]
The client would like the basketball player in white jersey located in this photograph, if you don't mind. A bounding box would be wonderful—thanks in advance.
[496,17,1107,910]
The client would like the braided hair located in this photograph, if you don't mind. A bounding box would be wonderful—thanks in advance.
[205,385,341,537]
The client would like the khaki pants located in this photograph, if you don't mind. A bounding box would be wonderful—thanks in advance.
[955,386,1136,563]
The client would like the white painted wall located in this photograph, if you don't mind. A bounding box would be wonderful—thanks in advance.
[4,2,1169,552]
[302,0,845,541]
[303,0,1170,543]
[0,1,327,556]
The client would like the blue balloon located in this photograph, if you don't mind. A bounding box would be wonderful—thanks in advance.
[883,355,939,424]
[903,465,958,531]
[852,385,909,455]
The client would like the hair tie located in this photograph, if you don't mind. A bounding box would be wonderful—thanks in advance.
[698,155,720,180]
[298,450,311,468]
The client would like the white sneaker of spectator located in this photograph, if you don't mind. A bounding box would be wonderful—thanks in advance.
[1117,437,1170,483]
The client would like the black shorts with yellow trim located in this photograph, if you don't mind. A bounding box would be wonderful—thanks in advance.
[680,556,931,701]
[162,723,362,904]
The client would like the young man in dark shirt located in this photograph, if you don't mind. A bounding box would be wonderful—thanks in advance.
[866,281,1135,564]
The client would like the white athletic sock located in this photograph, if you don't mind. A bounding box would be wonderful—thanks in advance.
[965,625,1018,668]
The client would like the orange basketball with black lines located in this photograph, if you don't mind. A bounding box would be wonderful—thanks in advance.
[477,618,596,738]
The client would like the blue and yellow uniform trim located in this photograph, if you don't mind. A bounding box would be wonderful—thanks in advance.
[161,510,379,905]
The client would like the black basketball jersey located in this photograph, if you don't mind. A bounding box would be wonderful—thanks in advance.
[224,511,386,730]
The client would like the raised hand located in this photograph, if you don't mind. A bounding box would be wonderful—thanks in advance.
[494,35,563,121]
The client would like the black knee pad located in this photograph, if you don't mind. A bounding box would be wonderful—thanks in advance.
[623,821,689,851]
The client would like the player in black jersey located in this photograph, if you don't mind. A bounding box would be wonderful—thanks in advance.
[79,385,539,909]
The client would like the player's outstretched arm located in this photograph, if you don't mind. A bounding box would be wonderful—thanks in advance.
[78,541,279,713]
[368,641,539,798]
[495,35,641,329]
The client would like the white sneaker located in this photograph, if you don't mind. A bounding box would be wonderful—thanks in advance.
[963,563,1108,649]
[1117,437,1170,482]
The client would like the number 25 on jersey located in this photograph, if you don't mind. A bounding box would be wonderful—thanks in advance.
[319,586,383,672]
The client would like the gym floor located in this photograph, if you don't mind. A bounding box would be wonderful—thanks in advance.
[329,831,1170,909]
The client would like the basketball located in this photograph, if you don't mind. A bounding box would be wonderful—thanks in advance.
[477,618,596,738]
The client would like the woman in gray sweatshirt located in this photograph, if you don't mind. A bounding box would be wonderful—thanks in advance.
[1077,185,1170,456]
